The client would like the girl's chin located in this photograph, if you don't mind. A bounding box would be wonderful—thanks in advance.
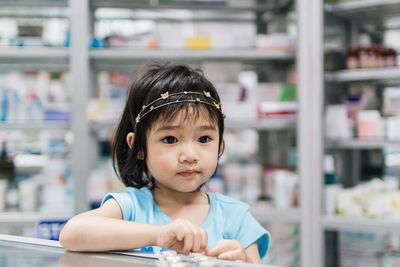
[173,183,204,193]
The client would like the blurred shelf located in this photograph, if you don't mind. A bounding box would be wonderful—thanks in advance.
[0,8,67,19]
[325,67,400,82]
[90,48,295,68]
[1,0,68,7]
[325,0,400,22]
[0,207,300,225]
[225,117,296,130]
[95,9,254,22]
[0,212,71,226]
[251,205,301,223]
[90,117,296,132]
[325,138,400,149]
[0,47,69,71]
[322,215,400,233]
[0,47,69,60]
[0,121,70,130]
[89,120,118,132]
[91,0,292,12]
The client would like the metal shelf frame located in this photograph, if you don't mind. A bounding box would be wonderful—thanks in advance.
[0,47,69,71]
[322,215,400,233]
[91,0,294,12]
[0,47,69,59]
[322,1,400,267]
[325,0,400,14]
[1,0,68,7]
[298,1,323,267]
[0,47,70,66]
[251,206,301,224]
[0,121,70,130]
[0,212,71,227]
[325,67,400,82]
[325,138,400,149]
[90,49,295,65]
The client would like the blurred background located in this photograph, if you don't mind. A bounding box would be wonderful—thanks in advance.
[1,0,400,266]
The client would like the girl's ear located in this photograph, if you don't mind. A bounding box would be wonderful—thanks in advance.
[126,132,145,160]
[218,140,225,157]
[126,132,135,149]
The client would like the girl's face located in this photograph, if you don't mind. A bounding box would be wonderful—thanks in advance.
[146,108,220,193]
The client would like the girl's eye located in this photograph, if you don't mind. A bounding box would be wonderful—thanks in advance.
[162,136,178,144]
[198,136,211,143]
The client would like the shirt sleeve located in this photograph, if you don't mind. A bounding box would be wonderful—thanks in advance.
[101,192,135,221]
[235,208,270,260]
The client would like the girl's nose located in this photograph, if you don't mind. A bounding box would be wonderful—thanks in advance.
[179,143,199,164]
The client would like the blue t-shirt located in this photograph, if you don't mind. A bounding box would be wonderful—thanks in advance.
[102,187,270,259]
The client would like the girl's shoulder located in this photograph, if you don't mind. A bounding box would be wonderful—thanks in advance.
[124,186,153,197]
[103,186,154,209]
[123,186,155,205]
[102,186,154,221]
[208,192,249,214]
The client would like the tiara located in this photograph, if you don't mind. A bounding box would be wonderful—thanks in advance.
[135,91,225,125]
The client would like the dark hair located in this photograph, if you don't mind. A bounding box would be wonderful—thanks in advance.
[112,62,225,188]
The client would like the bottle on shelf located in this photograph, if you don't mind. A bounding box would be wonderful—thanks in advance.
[324,154,341,216]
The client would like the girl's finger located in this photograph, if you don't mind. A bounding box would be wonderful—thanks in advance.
[173,223,185,242]
[206,240,236,256]
[189,224,203,252]
[217,249,246,262]
[200,228,208,251]
[181,224,194,253]
[206,244,228,257]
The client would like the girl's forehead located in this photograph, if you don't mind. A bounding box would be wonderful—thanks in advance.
[152,107,217,128]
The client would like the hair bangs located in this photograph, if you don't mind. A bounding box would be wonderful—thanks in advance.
[147,102,220,130]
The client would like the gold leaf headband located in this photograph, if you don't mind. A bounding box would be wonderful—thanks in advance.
[135,91,225,125]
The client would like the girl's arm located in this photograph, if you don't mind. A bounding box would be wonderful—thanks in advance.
[245,242,262,263]
[60,199,207,253]
[59,199,159,251]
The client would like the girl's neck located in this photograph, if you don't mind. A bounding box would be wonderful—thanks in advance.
[152,186,208,207]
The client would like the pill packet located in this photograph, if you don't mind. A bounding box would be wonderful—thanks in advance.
[157,251,217,267]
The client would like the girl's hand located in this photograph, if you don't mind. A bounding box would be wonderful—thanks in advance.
[155,219,208,253]
[206,240,250,262]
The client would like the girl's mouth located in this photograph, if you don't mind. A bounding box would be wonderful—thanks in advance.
[178,171,200,177]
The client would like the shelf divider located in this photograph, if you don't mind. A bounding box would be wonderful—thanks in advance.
[325,67,400,82]
[323,215,400,233]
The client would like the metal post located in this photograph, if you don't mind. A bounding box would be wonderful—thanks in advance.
[69,0,90,213]
[297,0,324,266]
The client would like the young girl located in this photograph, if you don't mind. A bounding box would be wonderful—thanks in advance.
[60,63,270,263]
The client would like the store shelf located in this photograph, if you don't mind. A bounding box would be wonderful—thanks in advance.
[91,0,292,12]
[0,8,67,19]
[251,205,301,224]
[1,0,68,7]
[0,47,69,71]
[0,47,69,60]
[90,117,296,133]
[322,215,400,233]
[325,138,400,149]
[0,121,70,130]
[226,117,296,131]
[325,0,400,21]
[0,212,71,226]
[325,67,400,82]
[95,9,254,22]
[90,48,294,67]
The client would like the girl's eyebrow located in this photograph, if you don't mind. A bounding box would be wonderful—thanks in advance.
[197,125,217,131]
[155,125,180,133]
[155,124,217,133]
